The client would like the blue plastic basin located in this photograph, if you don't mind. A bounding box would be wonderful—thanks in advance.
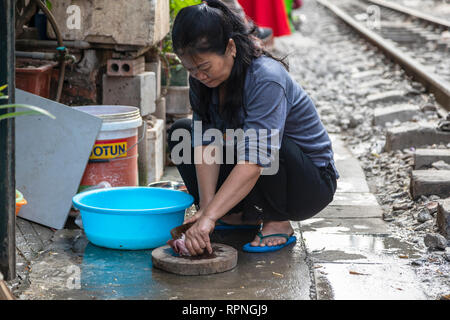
[72,187,194,250]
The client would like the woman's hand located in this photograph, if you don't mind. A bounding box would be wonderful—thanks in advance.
[183,207,205,225]
[184,214,216,256]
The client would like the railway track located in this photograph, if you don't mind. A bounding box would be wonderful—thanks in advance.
[316,0,450,110]
[378,0,450,23]
[274,0,450,299]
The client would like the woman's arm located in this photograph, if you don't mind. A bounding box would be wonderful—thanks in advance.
[183,145,221,226]
[194,145,220,209]
[184,161,262,255]
[203,161,262,221]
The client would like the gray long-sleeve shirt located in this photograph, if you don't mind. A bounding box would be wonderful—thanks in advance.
[190,55,339,178]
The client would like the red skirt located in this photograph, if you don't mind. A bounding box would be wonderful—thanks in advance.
[238,0,291,37]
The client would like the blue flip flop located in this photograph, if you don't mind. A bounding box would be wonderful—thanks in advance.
[214,219,261,231]
[242,231,297,253]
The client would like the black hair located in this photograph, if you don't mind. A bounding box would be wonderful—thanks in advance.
[172,0,288,128]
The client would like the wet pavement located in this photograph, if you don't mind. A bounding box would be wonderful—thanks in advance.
[20,222,310,300]
[13,134,429,300]
[305,135,427,299]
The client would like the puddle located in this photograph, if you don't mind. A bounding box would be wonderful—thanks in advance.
[315,263,428,300]
[69,230,312,300]
[303,232,422,263]
[80,243,155,299]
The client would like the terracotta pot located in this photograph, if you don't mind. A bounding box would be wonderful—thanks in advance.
[15,59,58,98]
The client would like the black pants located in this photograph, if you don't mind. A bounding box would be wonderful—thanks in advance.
[168,118,337,222]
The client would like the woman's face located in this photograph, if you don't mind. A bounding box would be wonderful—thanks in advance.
[179,39,236,88]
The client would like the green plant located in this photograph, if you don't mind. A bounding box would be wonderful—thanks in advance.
[158,0,201,89]
[170,0,202,19]
[45,0,52,11]
[0,84,55,121]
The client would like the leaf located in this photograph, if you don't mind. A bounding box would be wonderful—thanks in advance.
[0,104,56,121]
[170,0,202,18]
[46,0,52,11]
[0,111,42,121]
[0,84,7,93]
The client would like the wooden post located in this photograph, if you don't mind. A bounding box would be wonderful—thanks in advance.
[0,0,16,281]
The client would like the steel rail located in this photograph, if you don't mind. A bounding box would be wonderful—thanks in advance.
[316,0,450,110]
[366,0,450,29]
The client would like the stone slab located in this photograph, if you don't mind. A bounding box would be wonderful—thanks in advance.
[410,170,450,199]
[414,148,450,169]
[47,0,170,46]
[300,217,389,235]
[367,90,407,104]
[351,69,384,79]
[314,263,428,300]
[357,78,391,89]
[103,72,156,116]
[437,198,450,239]
[330,134,370,193]
[329,192,380,207]
[334,157,370,193]
[329,134,352,157]
[373,104,421,127]
[316,204,383,218]
[385,123,450,151]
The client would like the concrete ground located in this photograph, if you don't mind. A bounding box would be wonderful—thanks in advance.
[8,133,429,300]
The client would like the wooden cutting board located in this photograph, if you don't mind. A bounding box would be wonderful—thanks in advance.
[152,243,238,276]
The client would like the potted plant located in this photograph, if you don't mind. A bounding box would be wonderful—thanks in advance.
[0,84,55,215]
[15,58,58,99]
[160,52,188,87]
[160,0,201,115]
[15,0,58,99]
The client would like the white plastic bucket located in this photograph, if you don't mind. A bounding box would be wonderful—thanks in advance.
[74,106,142,191]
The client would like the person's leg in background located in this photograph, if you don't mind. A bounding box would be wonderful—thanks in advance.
[220,0,273,42]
